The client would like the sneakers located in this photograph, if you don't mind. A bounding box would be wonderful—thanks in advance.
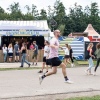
[20,66,23,68]
[39,75,43,85]
[28,64,31,67]
[71,64,74,67]
[93,72,96,76]
[45,71,48,73]
[65,80,73,84]
[38,70,43,73]
[35,63,37,66]
[84,70,88,75]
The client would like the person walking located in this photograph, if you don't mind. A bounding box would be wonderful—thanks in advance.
[94,43,100,75]
[2,44,7,62]
[38,40,50,73]
[85,43,95,75]
[39,30,73,84]
[63,44,71,66]
[32,41,38,66]
[8,43,13,62]
[20,43,31,68]
[14,41,20,62]
[69,45,75,67]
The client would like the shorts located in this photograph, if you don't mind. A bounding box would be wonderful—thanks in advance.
[46,59,51,65]
[43,57,46,62]
[32,53,38,59]
[15,52,19,56]
[64,55,70,59]
[50,57,62,67]
[8,53,13,58]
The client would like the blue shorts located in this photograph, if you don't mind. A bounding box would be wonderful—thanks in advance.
[15,52,19,56]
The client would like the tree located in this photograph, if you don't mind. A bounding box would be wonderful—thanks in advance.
[31,4,39,20]
[53,0,66,28]
[64,3,86,35]
[88,2,100,33]
[7,2,23,20]
[25,5,31,14]
[39,9,47,20]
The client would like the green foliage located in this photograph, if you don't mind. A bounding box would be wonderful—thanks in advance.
[0,1,100,35]
[65,95,100,100]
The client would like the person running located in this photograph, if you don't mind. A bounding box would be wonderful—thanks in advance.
[38,40,50,73]
[94,43,100,76]
[69,45,75,67]
[2,44,7,62]
[14,41,20,62]
[20,43,31,68]
[85,43,95,75]
[32,41,38,66]
[39,30,73,84]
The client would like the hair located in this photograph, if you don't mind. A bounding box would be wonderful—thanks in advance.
[33,41,36,43]
[87,42,93,50]
[68,45,71,50]
[23,44,27,50]
[16,41,18,44]
[65,44,69,48]
[45,40,49,45]
[96,43,100,49]
[53,30,60,35]
[3,44,6,49]
[8,43,12,48]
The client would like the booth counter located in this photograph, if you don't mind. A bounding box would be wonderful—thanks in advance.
[0,50,44,63]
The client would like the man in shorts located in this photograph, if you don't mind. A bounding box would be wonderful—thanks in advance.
[32,41,38,66]
[14,41,20,62]
[39,30,73,84]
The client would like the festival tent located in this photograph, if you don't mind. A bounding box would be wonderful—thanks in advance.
[0,20,50,37]
[0,20,50,48]
[84,24,100,41]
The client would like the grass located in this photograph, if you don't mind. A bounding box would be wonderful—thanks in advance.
[0,60,97,71]
[64,95,100,100]
[0,67,41,71]
[77,60,97,65]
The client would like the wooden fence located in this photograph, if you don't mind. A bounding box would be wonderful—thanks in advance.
[0,50,44,62]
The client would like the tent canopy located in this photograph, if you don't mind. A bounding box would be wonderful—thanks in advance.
[0,20,49,30]
[0,20,50,36]
[84,24,100,36]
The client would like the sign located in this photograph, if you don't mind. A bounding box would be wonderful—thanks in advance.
[6,29,40,36]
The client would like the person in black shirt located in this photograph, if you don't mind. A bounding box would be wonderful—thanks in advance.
[69,45,74,67]
[20,43,31,67]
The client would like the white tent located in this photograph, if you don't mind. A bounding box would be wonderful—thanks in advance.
[0,20,50,36]
[84,24,100,36]
[50,32,54,37]
[84,37,90,41]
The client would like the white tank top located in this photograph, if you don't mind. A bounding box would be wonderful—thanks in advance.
[8,47,13,53]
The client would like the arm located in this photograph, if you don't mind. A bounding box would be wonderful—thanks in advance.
[20,47,23,53]
[33,46,36,51]
[89,49,95,58]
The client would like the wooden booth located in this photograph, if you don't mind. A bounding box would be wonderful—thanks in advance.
[0,20,50,62]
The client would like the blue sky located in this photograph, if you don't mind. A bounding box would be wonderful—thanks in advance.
[0,0,100,13]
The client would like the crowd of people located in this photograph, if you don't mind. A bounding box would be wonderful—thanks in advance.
[85,42,100,76]
[2,41,39,67]
[2,29,100,85]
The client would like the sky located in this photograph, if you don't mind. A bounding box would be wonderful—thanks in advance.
[0,0,100,14]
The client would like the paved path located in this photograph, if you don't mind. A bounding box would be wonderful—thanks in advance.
[0,66,100,100]
[0,62,43,68]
